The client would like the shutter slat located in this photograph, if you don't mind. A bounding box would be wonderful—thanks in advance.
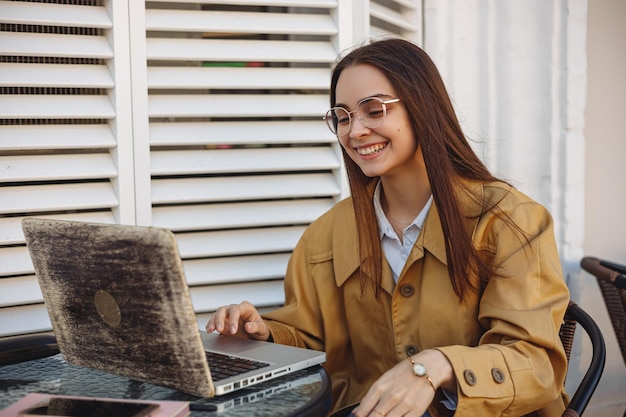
[184,253,290,286]
[146,39,336,63]
[190,281,284,313]
[176,226,305,258]
[388,0,419,9]
[149,94,327,118]
[0,125,116,151]
[0,1,111,28]
[153,199,334,231]
[1,154,117,183]
[370,2,416,31]
[0,247,31,277]
[151,147,340,175]
[146,9,336,35]
[0,212,116,245]
[147,0,336,8]
[0,32,113,58]
[0,95,115,119]
[149,0,335,6]
[0,276,42,307]
[0,304,51,337]
[152,173,340,204]
[370,26,396,40]
[0,183,119,215]
[148,67,329,90]
[0,63,114,88]
[150,121,334,146]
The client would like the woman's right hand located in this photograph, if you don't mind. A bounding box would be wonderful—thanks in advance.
[205,300,270,341]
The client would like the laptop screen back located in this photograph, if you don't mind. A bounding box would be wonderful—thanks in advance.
[22,218,215,397]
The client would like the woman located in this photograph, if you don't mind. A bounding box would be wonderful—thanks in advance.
[206,38,570,417]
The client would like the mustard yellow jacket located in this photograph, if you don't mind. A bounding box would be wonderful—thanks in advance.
[263,181,570,417]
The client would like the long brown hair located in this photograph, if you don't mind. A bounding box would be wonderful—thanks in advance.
[330,38,503,300]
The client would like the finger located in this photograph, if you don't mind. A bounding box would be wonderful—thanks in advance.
[351,399,377,417]
[352,404,387,417]
[243,319,259,334]
[243,319,268,338]
[224,305,242,334]
[205,317,215,333]
[210,305,236,334]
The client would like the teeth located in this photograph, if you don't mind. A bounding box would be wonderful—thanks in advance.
[357,143,386,155]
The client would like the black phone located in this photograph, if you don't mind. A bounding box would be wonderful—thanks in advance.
[19,397,159,417]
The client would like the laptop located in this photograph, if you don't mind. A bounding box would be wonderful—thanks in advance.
[21,218,326,398]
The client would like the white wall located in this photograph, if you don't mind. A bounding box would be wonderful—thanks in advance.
[582,0,626,414]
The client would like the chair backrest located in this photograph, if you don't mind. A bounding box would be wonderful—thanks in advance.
[559,301,606,417]
[581,256,626,365]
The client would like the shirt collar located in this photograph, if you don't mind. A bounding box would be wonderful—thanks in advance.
[333,179,486,287]
[373,181,433,240]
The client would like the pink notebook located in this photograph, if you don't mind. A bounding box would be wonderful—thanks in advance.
[0,393,189,417]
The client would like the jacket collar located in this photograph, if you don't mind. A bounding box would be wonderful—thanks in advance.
[332,180,485,289]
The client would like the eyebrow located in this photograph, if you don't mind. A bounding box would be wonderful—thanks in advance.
[333,93,391,109]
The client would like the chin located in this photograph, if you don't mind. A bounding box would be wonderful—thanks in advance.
[357,166,385,178]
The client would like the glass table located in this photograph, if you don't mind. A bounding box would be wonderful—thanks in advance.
[0,354,331,416]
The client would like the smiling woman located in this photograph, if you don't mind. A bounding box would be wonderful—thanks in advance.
[206,38,571,417]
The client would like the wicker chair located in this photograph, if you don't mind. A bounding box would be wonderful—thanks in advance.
[560,301,606,417]
[581,256,626,366]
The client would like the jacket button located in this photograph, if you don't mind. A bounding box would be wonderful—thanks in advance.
[463,370,477,386]
[400,284,414,297]
[405,345,418,356]
[491,368,505,383]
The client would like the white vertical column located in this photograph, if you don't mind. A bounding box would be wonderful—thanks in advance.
[127,0,152,226]
[332,0,365,199]
[350,0,372,47]
[107,0,136,225]
[558,0,588,273]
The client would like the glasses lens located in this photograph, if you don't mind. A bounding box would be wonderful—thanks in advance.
[325,108,350,135]
[357,97,386,129]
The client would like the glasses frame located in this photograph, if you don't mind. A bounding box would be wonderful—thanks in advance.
[323,96,401,136]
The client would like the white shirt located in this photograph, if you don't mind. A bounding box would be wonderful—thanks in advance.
[373,182,433,283]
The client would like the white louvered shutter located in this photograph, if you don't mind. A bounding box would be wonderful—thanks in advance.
[0,0,423,338]
[133,1,346,327]
[0,0,135,337]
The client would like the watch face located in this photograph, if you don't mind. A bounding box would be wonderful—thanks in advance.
[412,363,427,377]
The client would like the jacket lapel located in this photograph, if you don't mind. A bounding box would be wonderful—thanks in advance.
[331,180,486,290]
[408,179,485,269]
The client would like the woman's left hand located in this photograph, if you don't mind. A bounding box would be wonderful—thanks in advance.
[351,349,455,417]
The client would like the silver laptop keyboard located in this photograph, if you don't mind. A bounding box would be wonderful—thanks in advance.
[206,351,270,381]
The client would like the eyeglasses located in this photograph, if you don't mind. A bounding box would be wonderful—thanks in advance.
[324,96,401,136]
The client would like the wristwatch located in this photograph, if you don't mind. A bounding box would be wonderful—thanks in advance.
[408,357,436,391]
[411,361,427,377]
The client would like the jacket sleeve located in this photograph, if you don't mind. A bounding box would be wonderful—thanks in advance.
[261,228,326,351]
[436,199,570,416]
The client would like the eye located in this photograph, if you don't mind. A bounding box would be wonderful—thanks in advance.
[367,108,384,118]
[333,109,350,125]
[360,100,385,118]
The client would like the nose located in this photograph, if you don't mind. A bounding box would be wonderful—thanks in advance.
[348,115,370,139]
